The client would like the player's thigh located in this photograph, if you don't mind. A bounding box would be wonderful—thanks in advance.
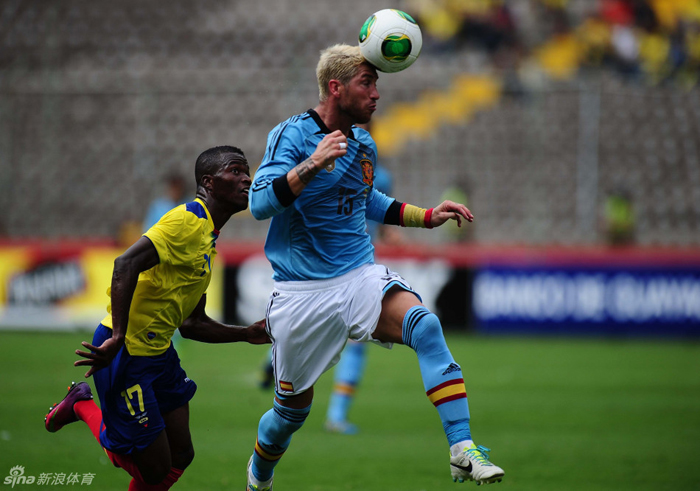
[275,386,315,409]
[374,286,423,344]
[347,265,422,345]
[132,429,172,484]
[91,326,168,456]
[162,403,195,469]
[268,289,347,395]
[152,345,197,468]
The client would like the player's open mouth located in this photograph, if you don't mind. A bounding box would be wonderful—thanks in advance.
[241,187,250,196]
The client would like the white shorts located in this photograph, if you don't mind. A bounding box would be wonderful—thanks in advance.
[266,263,418,396]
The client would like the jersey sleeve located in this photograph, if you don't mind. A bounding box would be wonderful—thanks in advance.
[249,122,306,220]
[144,208,200,267]
[366,187,396,223]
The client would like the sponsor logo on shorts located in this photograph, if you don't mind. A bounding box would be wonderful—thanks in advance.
[135,410,149,427]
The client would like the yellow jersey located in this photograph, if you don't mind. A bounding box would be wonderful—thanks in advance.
[101,198,218,356]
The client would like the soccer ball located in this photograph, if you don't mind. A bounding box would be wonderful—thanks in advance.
[358,9,422,73]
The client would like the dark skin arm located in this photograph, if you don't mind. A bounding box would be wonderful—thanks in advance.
[75,237,270,376]
[75,236,159,377]
[179,295,269,344]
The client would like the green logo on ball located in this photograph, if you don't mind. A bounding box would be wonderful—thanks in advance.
[359,15,376,43]
[381,34,412,62]
[394,9,417,24]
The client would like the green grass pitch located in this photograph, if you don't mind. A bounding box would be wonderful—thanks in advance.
[1,330,699,490]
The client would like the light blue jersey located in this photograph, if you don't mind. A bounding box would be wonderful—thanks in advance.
[250,109,395,281]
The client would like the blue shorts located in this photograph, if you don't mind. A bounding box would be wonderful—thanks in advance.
[91,324,197,454]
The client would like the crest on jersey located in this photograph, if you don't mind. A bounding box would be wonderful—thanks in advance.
[360,158,374,186]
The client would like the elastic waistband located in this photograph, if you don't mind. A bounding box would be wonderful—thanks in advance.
[274,263,374,293]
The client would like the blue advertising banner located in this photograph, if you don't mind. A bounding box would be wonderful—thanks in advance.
[473,266,700,336]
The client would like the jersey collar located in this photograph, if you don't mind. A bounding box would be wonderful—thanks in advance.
[193,198,219,236]
[307,109,358,141]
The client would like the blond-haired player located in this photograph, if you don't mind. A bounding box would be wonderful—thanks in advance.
[247,45,504,489]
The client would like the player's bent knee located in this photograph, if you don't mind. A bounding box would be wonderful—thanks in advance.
[139,462,171,485]
[416,312,444,349]
[403,308,447,354]
[172,444,195,471]
[133,431,173,484]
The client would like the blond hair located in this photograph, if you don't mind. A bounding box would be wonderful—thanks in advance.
[316,44,367,101]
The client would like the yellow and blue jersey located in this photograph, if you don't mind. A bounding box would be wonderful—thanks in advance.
[101,198,218,356]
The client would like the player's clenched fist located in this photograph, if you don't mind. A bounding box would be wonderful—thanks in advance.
[311,130,347,171]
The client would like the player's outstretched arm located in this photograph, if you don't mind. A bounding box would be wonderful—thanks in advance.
[429,199,474,228]
[179,295,270,344]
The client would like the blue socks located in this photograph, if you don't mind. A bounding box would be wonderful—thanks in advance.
[402,306,472,446]
[252,305,471,482]
[326,342,367,424]
[252,399,311,481]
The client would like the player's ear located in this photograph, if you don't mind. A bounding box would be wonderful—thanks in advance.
[328,79,343,98]
[201,174,214,192]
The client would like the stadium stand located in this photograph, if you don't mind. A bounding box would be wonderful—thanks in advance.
[0,0,698,245]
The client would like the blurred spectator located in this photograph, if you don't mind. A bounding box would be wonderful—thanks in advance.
[601,0,635,26]
[638,27,671,83]
[602,187,636,246]
[410,0,463,53]
[143,172,187,232]
[411,0,699,89]
[412,0,521,56]
[630,0,659,32]
[680,17,700,86]
[577,14,612,67]
[610,22,641,78]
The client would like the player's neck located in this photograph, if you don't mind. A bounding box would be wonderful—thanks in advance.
[197,194,237,231]
[314,103,353,137]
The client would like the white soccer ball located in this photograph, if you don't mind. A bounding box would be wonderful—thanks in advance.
[358,9,422,73]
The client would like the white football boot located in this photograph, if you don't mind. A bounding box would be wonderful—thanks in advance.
[246,455,273,491]
[450,444,504,485]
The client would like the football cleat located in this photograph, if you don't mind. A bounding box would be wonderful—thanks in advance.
[450,444,504,485]
[45,381,93,433]
[259,360,274,390]
[324,420,359,435]
[246,455,273,491]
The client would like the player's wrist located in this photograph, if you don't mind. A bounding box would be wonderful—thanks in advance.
[309,154,327,172]
[110,336,126,349]
[109,328,126,343]
[425,208,434,228]
[399,204,433,229]
[294,156,323,186]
